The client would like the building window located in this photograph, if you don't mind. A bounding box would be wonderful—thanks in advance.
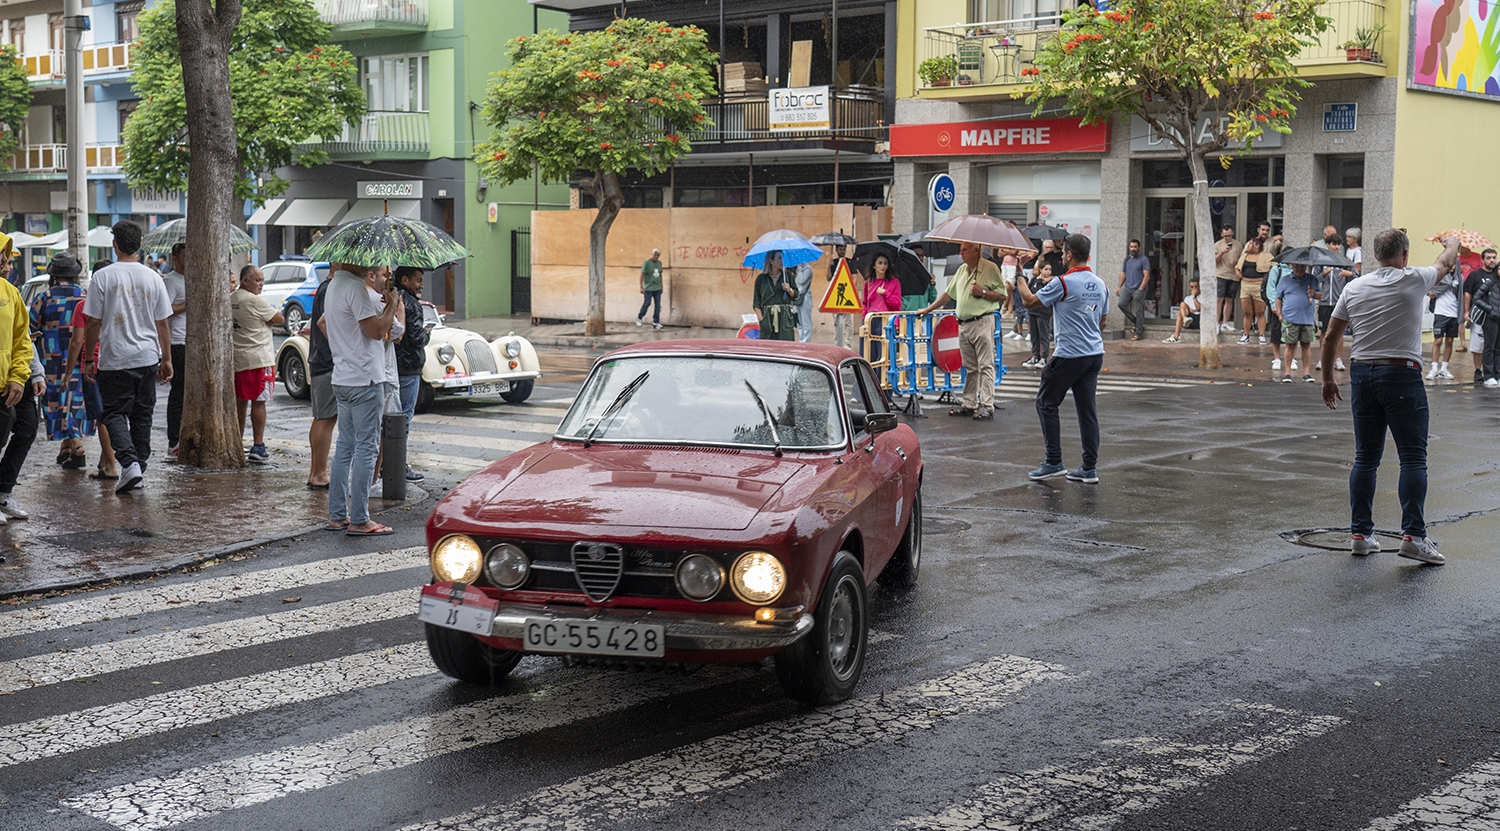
[7,19,24,51]
[363,54,429,113]
[971,0,1062,25]
[118,2,144,43]
[48,14,62,52]
[1325,154,1364,236]
[119,100,140,134]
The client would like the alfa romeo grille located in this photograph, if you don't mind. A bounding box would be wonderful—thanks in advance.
[464,341,498,374]
[571,542,625,602]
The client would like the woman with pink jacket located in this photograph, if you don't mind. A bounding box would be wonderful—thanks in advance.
[862,253,903,314]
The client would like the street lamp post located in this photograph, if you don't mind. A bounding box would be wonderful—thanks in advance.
[64,0,89,262]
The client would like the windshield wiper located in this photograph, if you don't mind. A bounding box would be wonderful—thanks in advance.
[744,380,783,457]
[583,371,650,448]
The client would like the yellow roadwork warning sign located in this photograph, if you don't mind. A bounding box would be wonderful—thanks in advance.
[819,258,864,314]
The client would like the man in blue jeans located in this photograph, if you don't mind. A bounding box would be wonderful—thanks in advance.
[1322,229,1460,565]
[393,266,429,482]
[320,262,400,536]
[1116,238,1152,340]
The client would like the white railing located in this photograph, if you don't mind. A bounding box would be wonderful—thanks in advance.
[310,110,429,155]
[21,50,64,82]
[11,144,65,172]
[82,42,133,74]
[86,144,124,172]
[920,16,1062,89]
[314,0,428,28]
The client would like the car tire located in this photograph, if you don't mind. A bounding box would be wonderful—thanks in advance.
[877,485,921,591]
[282,302,305,334]
[424,623,523,686]
[501,379,534,404]
[774,552,867,705]
[416,382,436,413]
[280,350,309,400]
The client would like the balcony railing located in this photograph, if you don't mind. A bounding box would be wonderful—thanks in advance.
[21,50,64,82]
[1295,0,1386,65]
[11,144,65,172]
[697,90,885,143]
[85,144,124,172]
[314,0,428,33]
[83,42,134,74]
[308,110,429,156]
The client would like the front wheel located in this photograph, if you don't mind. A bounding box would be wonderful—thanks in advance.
[282,302,306,334]
[416,382,436,413]
[280,351,309,400]
[774,552,868,705]
[501,379,534,404]
[878,485,921,591]
[424,623,523,685]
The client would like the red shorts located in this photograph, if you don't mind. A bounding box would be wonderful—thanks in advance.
[235,367,275,402]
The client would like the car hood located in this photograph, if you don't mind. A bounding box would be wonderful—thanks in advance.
[476,445,805,531]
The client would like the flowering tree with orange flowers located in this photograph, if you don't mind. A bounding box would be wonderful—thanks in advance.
[477,20,717,335]
[1025,0,1328,368]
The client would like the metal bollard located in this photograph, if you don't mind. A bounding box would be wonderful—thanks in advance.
[380,412,407,501]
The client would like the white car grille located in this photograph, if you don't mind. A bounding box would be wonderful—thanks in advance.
[463,340,498,374]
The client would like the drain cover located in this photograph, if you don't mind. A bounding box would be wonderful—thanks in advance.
[41,528,161,551]
[1280,528,1400,552]
[922,517,972,535]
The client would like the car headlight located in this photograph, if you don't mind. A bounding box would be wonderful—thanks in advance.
[503,340,522,358]
[436,344,456,364]
[730,551,786,605]
[675,554,725,601]
[431,535,482,584]
[485,543,530,589]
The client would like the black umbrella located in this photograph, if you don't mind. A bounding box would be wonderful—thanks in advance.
[852,240,934,298]
[809,232,858,247]
[1023,223,1070,242]
[1274,245,1355,268]
[896,230,961,259]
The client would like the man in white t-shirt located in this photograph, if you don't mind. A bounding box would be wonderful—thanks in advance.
[231,264,284,464]
[162,243,188,460]
[81,221,173,494]
[1345,228,1363,276]
[1322,229,1459,566]
[319,262,399,536]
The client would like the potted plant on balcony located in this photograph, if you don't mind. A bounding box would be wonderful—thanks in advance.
[1340,25,1384,62]
[919,55,960,88]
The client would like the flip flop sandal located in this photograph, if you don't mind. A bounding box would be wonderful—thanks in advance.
[89,466,119,481]
[306,482,330,490]
[325,521,350,532]
[61,451,87,470]
[346,523,395,537]
[948,407,975,417]
[55,449,71,465]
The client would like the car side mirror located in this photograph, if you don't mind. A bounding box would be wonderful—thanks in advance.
[864,412,898,435]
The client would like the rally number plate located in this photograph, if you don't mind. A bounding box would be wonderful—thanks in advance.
[418,583,498,636]
[523,618,665,658]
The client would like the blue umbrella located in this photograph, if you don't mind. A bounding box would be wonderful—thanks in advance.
[742,229,824,270]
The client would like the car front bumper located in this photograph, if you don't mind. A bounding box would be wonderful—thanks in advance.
[432,370,542,391]
[486,603,814,652]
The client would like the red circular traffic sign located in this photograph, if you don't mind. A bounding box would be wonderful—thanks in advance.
[932,315,962,373]
[1038,204,1050,219]
[737,323,761,339]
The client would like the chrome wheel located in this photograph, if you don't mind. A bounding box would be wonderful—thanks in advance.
[826,573,862,681]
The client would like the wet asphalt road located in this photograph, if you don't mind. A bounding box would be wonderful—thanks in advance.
[5,356,1500,830]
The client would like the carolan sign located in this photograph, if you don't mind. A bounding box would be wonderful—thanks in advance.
[358,180,424,199]
[768,86,830,131]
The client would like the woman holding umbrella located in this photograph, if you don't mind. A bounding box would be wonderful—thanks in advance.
[752,251,800,341]
[28,253,92,470]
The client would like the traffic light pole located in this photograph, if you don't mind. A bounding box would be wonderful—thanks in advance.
[64,0,89,262]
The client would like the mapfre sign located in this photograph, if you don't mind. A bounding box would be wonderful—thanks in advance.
[889,118,1110,156]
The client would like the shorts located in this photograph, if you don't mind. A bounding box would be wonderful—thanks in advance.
[1473,324,1485,352]
[1239,279,1265,301]
[1433,314,1459,339]
[81,377,104,421]
[1266,307,1282,342]
[1282,322,1317,344]
[310,372,337,420]
[1217,278,1240,300]
[1317,306,1332,331]
[235,366,275,402]
[1183,313,1200,330]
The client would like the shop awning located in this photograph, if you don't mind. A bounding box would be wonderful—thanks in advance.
[339,199,421,223]
[271,199,347,227]
[245,198,286,226]
[47,227,114,249]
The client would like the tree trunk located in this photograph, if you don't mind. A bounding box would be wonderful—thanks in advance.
[175,0,245,468]
[1186,149,1222,370]
[585,170,624,337]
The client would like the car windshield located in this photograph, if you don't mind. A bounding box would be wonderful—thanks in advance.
[422,305,441,327]
[556,356,845,449]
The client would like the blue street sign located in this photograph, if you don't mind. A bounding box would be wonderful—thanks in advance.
[929,174,956,213]
[1323,103,1357,132]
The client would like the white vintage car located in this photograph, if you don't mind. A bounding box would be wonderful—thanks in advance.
[276,302,543,411]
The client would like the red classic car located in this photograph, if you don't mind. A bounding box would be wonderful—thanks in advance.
[419,340,923,703]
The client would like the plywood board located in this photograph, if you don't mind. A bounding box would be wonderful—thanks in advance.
[790,40,812,87]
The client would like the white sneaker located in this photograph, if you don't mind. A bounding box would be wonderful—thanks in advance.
[635,318,643,326]
[653,322,662,330]
[1427,365,1440,379]
[1258,335,1268,345]
[0,495,28,519]
[165,444,179,462]
[1220,323,1235,332]
[1398,535,1445,565]
[1439,367,1455,379]
[1290,359,1299,371]
[1271,358,1283,371]
[1315,361,1323,371]
[1162,335,1180,343]
[1351,534,1381,556]
[1237,335,1250,345]
[1485,378,1499,388]
[116,462,143,494]
[1335,359,1347,371]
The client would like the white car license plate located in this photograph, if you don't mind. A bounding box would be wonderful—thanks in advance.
[460,382,500,397]
[418,583,498,636]
[523,618,665,658]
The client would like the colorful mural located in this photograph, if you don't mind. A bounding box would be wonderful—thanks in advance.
[1411,0,1500,98]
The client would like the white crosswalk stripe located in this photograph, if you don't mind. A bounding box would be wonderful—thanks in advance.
[1363,755,1500,830]
[900,700,1342,830]
[396,655,1071,831]
[0,547,427,639]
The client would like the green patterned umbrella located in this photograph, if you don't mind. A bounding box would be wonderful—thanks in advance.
[140,219,259,255]
[304,215,471,270]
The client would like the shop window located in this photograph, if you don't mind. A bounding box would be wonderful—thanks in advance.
[988,161,1100,197]
[1142,157,1283,189]
[1326,156,1364,189]
[674,187,765,207]
[117,2,144,44]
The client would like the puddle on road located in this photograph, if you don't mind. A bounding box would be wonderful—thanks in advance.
[921,517,972,535]
[1280,528,1401,552]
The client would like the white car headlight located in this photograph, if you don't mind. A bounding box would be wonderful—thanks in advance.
[730,551,786,605]
[436,344,456,364]
[431,535,482,583]
[675,554,725,601]
[485,543,530,589]
[503,340,522,358]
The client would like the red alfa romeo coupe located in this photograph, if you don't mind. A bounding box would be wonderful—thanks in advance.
[419,340,923,704]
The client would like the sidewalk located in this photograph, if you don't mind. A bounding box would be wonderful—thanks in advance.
[451,315,740,348]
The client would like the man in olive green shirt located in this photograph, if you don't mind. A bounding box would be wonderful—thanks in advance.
[637,248,664,329]
[918,241,1007,419]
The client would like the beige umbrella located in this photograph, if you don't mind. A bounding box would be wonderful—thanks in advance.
[926,214,1036,259]
[1426,228,1494,254]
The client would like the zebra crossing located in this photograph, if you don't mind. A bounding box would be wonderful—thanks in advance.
[5,544,1497,830]
[993,372,1208,401]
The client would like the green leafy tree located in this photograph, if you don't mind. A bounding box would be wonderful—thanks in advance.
[123,0,365,210]
[0,45,32,170]
[477,20,717,335]
[1026,0,1329,369]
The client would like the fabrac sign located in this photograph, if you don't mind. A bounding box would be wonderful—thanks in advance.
[889,118,1110,156]
[1128,113,1283,151]
[358,180,424,199]
[768,86,830,131]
